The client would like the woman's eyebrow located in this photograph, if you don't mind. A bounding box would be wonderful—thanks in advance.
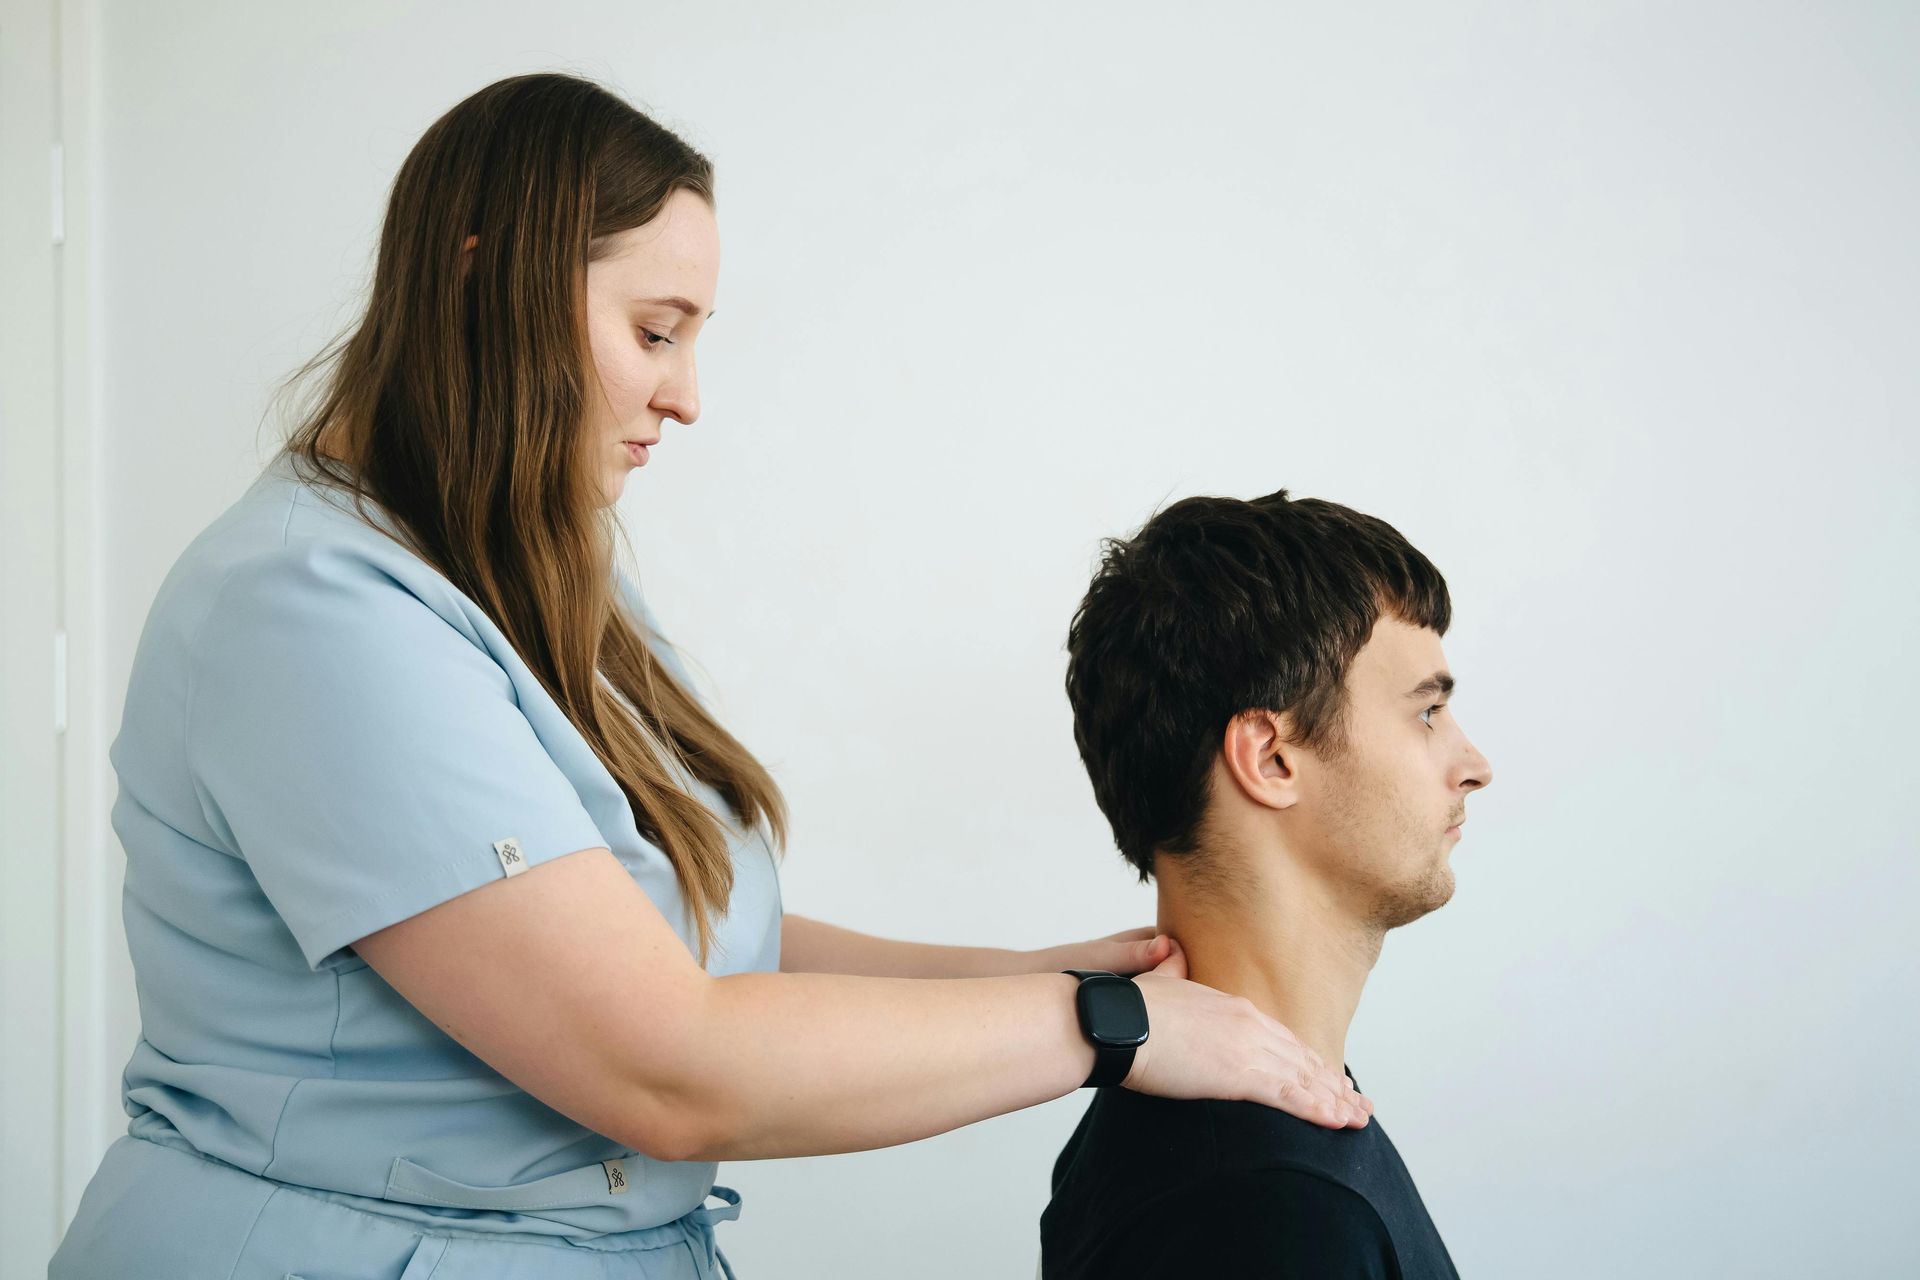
[634,295,715,319]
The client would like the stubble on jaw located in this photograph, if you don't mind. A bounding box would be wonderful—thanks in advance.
[1319,757,1458,935]
[1366,856,1456,932]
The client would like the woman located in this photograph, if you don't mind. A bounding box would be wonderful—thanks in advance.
[50,72,1369,1280]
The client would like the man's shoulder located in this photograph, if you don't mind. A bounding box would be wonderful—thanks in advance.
[1202,1095,1393,1186]
[1209,1098,1455,1244]
[1048,1088,1216,1195]
[1050,1087,1386,1193]
[1044,1091,1389,1243]
[1044,1092,1458,1280]
[1192,1164,1404,1269]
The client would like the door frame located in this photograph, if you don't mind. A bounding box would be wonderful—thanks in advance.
[1,0,110,1264]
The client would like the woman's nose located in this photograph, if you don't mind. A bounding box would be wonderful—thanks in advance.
[654,360,699,425]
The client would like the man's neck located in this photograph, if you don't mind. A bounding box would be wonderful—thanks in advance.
[1156,862,1382,1071]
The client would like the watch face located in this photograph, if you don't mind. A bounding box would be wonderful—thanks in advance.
[1082,977,1149,1046]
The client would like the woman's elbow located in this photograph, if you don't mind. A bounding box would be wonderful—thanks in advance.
[626,1084,727,1163]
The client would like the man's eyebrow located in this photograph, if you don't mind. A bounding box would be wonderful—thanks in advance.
[1405,672,1456,700]
[636,295,715,319]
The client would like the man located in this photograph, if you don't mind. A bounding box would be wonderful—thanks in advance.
[1041,488,1493,1278]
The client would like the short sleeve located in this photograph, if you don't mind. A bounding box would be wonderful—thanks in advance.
[185,541,610,972]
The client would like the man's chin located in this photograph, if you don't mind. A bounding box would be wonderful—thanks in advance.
[1372,863,1455,930]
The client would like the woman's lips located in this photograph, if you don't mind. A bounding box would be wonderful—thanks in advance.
[624,441,650,465]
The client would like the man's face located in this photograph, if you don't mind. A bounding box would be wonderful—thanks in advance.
[1297,615,1493,929]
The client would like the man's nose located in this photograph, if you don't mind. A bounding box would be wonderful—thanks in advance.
[1460,738,1492,792]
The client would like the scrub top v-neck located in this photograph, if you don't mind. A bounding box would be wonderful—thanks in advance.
[54,450,780,1275]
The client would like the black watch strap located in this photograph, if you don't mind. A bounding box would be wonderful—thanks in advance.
[1063,969,1149,1088]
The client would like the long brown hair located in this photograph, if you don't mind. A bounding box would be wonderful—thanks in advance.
[262,72,787,966]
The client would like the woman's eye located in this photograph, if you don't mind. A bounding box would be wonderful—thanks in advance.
[638,328,674,348]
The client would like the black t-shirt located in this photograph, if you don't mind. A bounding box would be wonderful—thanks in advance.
[1040,1070,1458,1279]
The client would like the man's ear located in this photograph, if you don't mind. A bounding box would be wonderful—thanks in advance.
[1219,709,1303,814]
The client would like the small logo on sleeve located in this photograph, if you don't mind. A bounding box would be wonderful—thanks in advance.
[602,1158,630,1193]
[492,837,527,878]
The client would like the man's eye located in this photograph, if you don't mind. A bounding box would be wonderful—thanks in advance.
[1420,703,1447,727]
[638,328,674,347]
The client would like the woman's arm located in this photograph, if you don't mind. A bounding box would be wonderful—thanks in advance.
[355,848,1369,1167]
[686,968,1096,1159]
[780,911,1034,978]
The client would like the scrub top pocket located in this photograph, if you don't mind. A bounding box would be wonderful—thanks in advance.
[384,1153,640,1212]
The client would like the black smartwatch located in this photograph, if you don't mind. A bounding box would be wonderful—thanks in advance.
[1062,969,1149,1088]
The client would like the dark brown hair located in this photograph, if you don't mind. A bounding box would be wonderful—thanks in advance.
[264,72,785,965]
[1064,489,1449,884]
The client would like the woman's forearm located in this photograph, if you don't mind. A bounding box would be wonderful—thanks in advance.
[779,911,1034,978]
[670,969,1095,1161]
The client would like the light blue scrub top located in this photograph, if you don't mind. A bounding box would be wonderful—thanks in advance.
[109,449,783,1241]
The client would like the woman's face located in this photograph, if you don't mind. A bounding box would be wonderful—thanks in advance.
[581,188,719,505]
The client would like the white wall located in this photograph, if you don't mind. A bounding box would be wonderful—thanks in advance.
[77,2,1917,1276]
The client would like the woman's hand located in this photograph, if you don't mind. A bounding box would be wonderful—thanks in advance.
[1123,936,1372,1129]
[1027,924,1177,978]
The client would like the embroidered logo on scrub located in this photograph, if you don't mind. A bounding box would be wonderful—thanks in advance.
[493,836,527,878]
[602,1158,630,1194]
